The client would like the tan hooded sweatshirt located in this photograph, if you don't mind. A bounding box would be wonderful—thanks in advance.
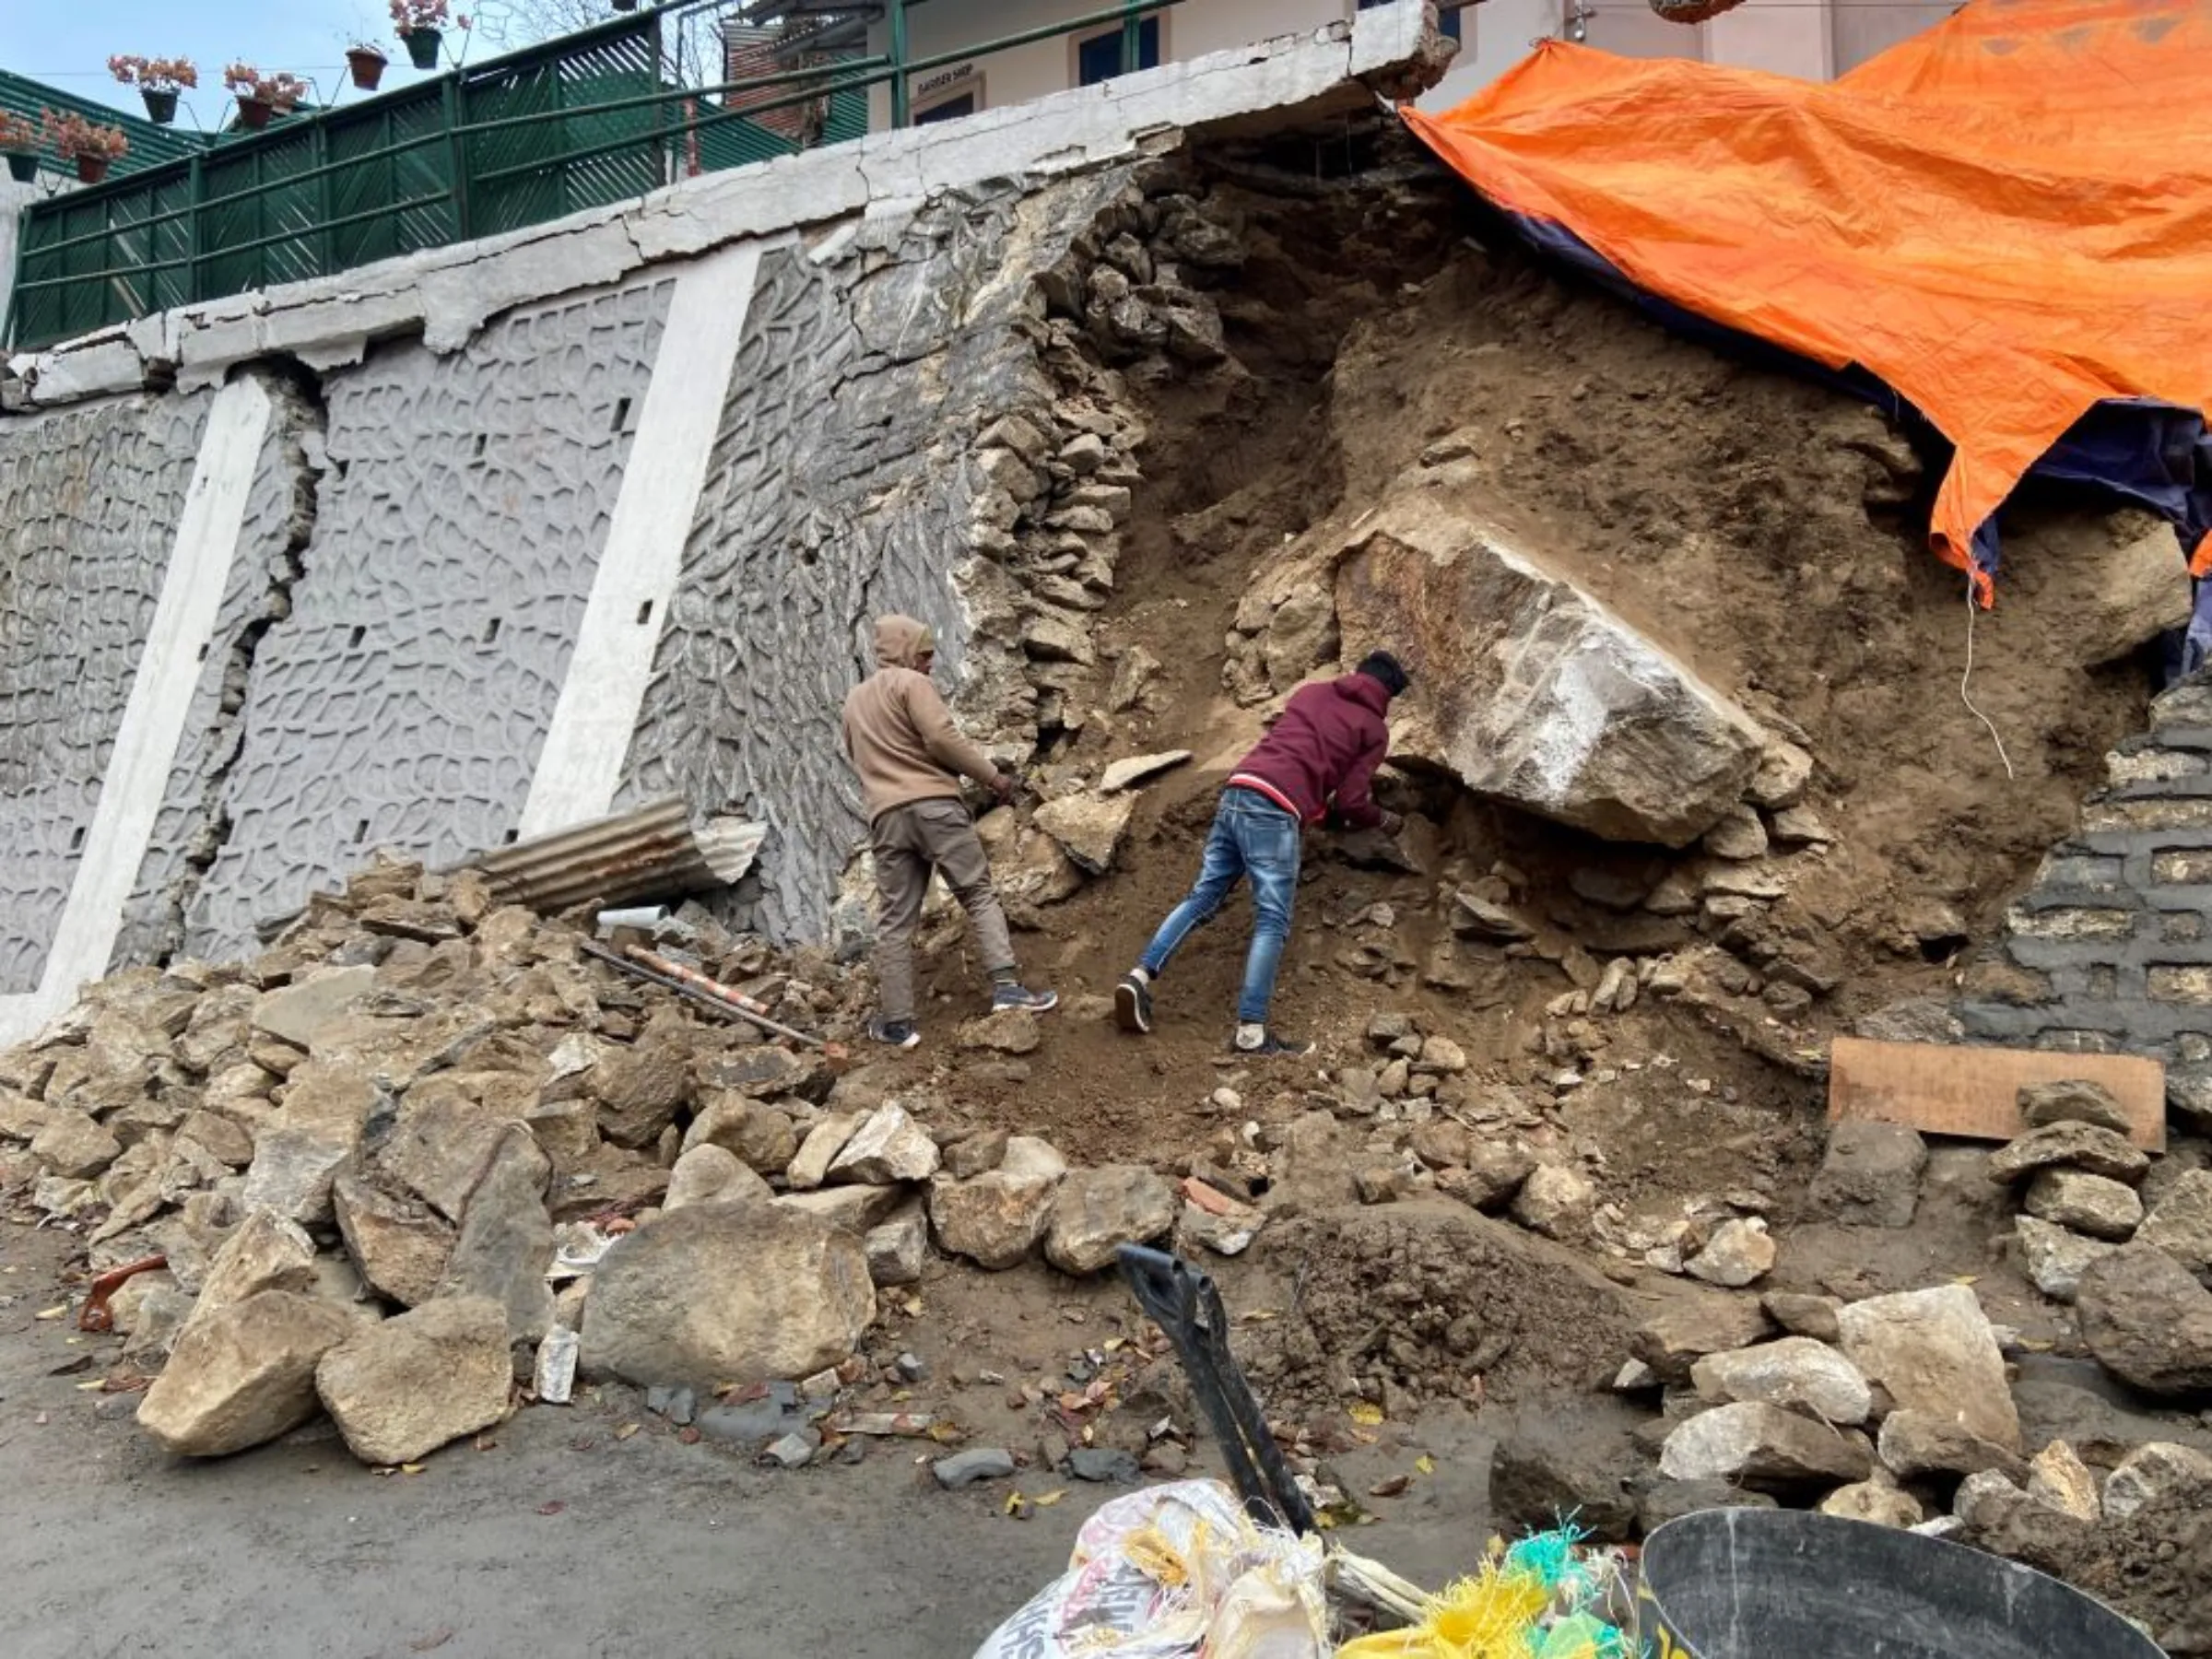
[841,615,1003,822]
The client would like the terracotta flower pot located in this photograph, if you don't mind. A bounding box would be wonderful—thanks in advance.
[236,95,274,130]
[5,151,35,184]
[141,88,179,124]
[401,28,442,71]
[75,153,111,184]
[348,49,388,91]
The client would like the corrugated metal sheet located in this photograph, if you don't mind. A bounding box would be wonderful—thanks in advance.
[468,798,764,914]
[0,68,212,182]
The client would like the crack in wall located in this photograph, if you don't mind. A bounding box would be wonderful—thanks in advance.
[149,366,327,969]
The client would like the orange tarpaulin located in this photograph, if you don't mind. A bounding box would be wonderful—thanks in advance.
[1401,0,2212,601]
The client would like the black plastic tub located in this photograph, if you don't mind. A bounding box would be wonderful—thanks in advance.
[1637,1509,2162,1659]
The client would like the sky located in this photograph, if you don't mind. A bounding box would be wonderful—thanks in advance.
[1,1,588,130]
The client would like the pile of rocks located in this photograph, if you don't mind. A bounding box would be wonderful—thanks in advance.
[1522,1274,2212,1594]
[0,855,1190,1465]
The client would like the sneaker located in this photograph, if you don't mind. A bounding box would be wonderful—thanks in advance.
[1232,1028,1313,1058]
[867,1018,921,1051]
[1114,972,1154,1034]
[991,983,1060,1014]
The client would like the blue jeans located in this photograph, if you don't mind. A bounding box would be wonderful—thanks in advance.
[1138,788,1300,1025]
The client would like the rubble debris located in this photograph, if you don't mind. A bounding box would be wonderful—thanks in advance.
[1631,1291,1774,1385]
[928,1137,1068,1270]
[581,1202,876,1391]
[864,1203,929,1287]
[1689,1337,1871,1425]
[315,1296,512,1466]
[2075,1246,2212,1396]
[2015,1216,2121,1303]
[2102,1442,2212,1522]
[435,1130,557,1344]
[136,1290,359,1457]
[1684,1218,1775,1288]
[1836,1285,2018,1452]
[1043,1165,1176,1276]
[665,1144,771,1211]
[2023,1168,2142,1241]
[1638,1479,1778,1532]
[1877,1411,2028,1482]
[1488,1425,1641,1543]
[828,1105,940,1186]
[2136,1169,2212,1273]
[1032,793,1133,875]
[1818,1481,1924,1529]
[1099,750,1192,793]
[1657,1402,1873,1490]
[2019,1079,2135,1135]
[1807,1121,1927,1229]
[1989,1122,2152,1186]
[2026,1441,2102,1523]
[934,1447,1017,1489]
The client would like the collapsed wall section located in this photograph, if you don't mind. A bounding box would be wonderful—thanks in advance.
[0,392,213,991]
[184,278,676,959]
[624,171,1137,938]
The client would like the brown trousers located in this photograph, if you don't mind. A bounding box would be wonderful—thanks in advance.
[869,796,1015,1023]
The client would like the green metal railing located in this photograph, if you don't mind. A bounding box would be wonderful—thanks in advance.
[6,0,1182,353]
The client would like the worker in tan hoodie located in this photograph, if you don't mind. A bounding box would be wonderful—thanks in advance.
[841,615,1057,1049]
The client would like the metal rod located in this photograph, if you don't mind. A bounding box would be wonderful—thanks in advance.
[441,76,471,242]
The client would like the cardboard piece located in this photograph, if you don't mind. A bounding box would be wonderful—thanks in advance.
[1828,1037,2165,1153]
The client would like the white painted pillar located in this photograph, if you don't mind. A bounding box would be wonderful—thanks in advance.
[0,374,275,1043]
[518,242,764,838]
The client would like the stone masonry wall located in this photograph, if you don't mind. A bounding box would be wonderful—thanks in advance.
[0,392,213,991]
[1960,673,2212,1132]
[625,171,1138,938]
[185,279,674,959]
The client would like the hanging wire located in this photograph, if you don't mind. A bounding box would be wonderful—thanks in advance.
[1960,571,2018,782]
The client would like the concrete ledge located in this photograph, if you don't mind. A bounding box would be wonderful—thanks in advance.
[7,6,1442,409]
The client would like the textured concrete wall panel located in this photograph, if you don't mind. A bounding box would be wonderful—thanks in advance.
[0,392,212,991]
[186,279,675,959]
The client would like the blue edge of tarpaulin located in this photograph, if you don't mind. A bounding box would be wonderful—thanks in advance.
[1495,208,2212,682]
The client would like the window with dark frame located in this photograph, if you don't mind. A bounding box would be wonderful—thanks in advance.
[1077,16,1163,85]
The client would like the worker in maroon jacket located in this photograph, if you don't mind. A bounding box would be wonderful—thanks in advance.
[1116,651,1409,1056]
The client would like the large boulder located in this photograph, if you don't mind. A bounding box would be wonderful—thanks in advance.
[2015,1215,2120,1303]
[1658,1402,1873,1491]
[2137,1169,2212,1274]
[828,1104,940,1186]
[240,1059,378,1226]
[1836,1285,2019,1451]
[1689,1337,1872,1425]
[2076,1245,2212,1396]
[665,1144,771,1212]
[928,1136,1068,1270]
[1333,501,1766,846]
[333,1167,455,1308]
[251,967,375,1051]
[581,1201,875,1390]
[188,1208,319,1330]
[1033,794,1134,876]
[1986,1122,2148,1186]
[315,1296,512,1466]
[2024,1168,2141,1240]
[434,1130,555,1346]
[136,1290,358,1457]
[1630,1288,1775,1385]
[1043,1165,1177,1276]
[361,1071,536,1223]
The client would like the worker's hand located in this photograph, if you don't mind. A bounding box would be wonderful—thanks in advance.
[1378,810,1406,837]
[990,772,1018,806]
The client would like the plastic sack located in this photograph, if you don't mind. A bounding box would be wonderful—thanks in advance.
[972,1478,1329,1659]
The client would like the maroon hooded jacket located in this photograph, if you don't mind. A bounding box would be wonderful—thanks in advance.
[1228,672,1392,830]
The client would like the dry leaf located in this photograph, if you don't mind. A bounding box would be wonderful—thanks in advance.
[400,1462,426,1475]
[33,1305,66,1321]
[615,1422,641,1441]
[1415,1454,1436,1476]
[1033,1488,1066,1507]
[1348,1403,1384,1427]
[1369,1475,1411,1499]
